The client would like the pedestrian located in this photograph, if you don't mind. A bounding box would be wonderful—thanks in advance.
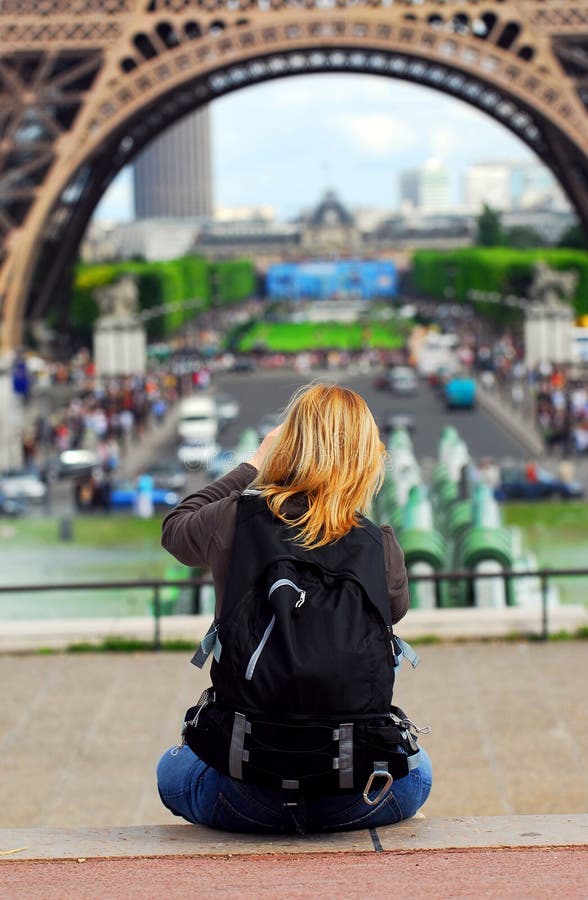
[157,383,432,834]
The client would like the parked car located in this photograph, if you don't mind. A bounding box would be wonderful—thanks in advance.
[378,412,416,435]
[374,366,418,395]
[0,490,24,516]
[373,368,394,390]
[177,394,218,446]
[214,393,240,430]
[494,466,585,501]
[177,440,221,469]
[43,449,100,481]
[389,366,418,396]
[144,461,187,493]
[444,377,476,410]
[0,468,46,502]
[109,481,180,510]
[231,357,255,374]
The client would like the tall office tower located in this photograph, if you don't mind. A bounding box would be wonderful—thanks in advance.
[399,169,420,211]
[464,162,512,212]
[510,161,568,210]
[133,107,212,219]
[399,160,450,214]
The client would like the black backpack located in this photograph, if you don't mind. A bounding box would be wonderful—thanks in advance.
[182,491,424,798]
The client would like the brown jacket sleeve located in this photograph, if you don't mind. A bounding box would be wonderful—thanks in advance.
[380,525,410,626]
[161,462,257,567]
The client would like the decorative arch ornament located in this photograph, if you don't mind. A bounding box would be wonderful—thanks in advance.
[1,0,588,348]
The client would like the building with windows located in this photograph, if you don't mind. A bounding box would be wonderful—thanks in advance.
[464,163,512,212]
[133,107,213,219]
[510,161,568,211]
[399,161,450,214]
[464,160,570,213]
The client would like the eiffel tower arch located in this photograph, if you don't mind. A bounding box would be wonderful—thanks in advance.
[1,1,588,351]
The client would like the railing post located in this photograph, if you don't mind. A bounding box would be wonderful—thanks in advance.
[540,571,550,641]
[153,585,162,651]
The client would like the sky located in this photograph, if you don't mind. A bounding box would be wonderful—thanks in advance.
[94,73,538,223]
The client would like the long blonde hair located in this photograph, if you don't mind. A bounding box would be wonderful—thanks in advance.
[253,383,385,548]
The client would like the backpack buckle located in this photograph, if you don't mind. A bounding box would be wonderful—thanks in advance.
[363,762,393,806]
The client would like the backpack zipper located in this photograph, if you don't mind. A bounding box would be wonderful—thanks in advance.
[269,578,306,610]
[245,579,306,680]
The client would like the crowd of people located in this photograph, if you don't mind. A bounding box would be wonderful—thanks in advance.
[534,367,588,456]
[470,333,588,458]
[22,370,179,474]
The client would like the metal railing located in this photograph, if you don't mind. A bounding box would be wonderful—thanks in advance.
[0,567,587,649]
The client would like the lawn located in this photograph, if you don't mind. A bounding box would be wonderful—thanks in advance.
[1,515,163,546]
[502,501,588,605]
[235,320,405,352]
[0,515,185,619]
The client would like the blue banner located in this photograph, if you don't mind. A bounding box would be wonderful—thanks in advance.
[266,260,397,301]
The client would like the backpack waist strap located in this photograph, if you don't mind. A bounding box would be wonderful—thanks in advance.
[182,698,422,796]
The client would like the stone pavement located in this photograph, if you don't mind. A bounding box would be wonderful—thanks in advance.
[1,642,588,830]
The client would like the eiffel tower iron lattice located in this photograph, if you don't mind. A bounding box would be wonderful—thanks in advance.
[0,0,588,350]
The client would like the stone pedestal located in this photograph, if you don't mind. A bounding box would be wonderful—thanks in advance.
[0,356,23,470]
[92,274,146,378]
[523,261,576,368]
[93,318,146,378]
[524,301,574,368]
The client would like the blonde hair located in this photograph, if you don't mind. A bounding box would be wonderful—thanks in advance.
[253,383,385,549]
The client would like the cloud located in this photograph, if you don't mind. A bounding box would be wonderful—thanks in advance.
[337,113,416,156]
[429,125,459,160]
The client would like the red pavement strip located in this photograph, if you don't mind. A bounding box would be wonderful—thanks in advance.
[1,848,588,899]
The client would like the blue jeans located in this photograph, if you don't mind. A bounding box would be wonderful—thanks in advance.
[157,745,432,834]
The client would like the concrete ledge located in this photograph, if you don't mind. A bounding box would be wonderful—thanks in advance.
[1,816,587,861]
[1,605,586,652]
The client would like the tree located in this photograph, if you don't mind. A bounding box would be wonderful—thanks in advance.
[558,223,588,250]
[475,204,505,247]
[504,225,544,249]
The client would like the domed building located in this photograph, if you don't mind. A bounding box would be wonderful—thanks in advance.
[300,190,361,256]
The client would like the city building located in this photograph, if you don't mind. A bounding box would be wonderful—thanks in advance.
[510,161,569,211]
[82,218,202,262]
[82,190,577,266]
[214,205,275,223]
[299,190,362,256]
[133,107,213,219]
[463,160,570,213]
[463,163,512,212]
[399,160,451,214]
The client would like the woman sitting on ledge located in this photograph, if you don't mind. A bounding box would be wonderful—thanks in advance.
[157,383,432,834]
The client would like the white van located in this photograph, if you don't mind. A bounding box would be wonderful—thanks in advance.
[176,395,219,466]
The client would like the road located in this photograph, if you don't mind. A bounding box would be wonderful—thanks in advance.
[169,368,528,495]
[30,368,528,515]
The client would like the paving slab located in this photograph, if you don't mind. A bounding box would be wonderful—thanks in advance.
[0,816,586,863]
[1,644,588,829]
[0,823,373,861]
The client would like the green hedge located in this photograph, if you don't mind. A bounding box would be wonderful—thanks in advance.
[412,248,588,320]
[70,256,255,342]
[210,259,256,306]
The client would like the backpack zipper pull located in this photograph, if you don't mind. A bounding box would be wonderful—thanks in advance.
[292,590,306,616]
